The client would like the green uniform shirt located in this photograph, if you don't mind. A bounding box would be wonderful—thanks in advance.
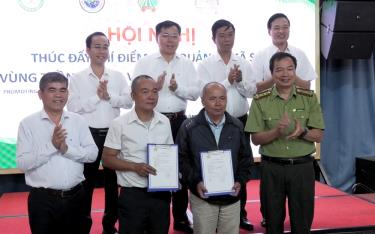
[245,86,325,158]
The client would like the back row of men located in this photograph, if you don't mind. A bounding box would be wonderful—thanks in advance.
[16,14,324,234]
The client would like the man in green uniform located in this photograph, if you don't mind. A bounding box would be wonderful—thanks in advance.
[245,52,324,234]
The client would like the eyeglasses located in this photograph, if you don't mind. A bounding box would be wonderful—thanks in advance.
[159,32,180,40]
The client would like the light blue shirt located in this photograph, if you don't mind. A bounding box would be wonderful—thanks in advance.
[204,111,226,145]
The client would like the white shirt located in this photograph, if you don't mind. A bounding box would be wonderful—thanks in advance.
[132,52,200,113]
[251,44,317,83]
[67,66,133,128]
[16,110,98,190]
[197,52,257,117]
[104,109,173,188]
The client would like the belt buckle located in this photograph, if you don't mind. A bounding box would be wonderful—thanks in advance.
[289,158,294,165]
[60,189,70,198]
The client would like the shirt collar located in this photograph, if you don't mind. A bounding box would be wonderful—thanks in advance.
[271,43,290,53]
[213,52,238,63]
[40,109,69,123]
[128,108,162,127]
[204,111,225,127]
[271,85,297,100]
[156,51,180,61]
[87,66,109,80]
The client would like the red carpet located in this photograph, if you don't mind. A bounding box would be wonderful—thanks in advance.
[1,180,375,234]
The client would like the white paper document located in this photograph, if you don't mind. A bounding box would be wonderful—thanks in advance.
[200,150,234,196]
[147,144,179,191]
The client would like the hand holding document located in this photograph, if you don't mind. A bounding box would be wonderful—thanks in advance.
[147,144,179,192]
[200,150,234,196]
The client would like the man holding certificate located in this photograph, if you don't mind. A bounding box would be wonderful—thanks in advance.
[176,82,253,234]
[102,75,174,234]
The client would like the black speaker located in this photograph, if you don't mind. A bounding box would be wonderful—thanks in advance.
[355,156,375,193]
[321,1,375,59]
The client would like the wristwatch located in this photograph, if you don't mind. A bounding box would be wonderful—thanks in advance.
[299,127,308,139]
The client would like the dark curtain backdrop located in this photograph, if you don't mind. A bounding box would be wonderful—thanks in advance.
[320,53,375,192]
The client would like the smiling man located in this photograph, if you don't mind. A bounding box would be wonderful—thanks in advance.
[246,52,324,234]
[197,19,257,231]
[67,32,133,234]
[252,13,316,92]
[16,72,98,234]
[176,82,253,234]
[132,20,200,233]
[102,75,173,234]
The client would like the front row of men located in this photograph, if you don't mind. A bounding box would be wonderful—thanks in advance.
[16,51,324,234]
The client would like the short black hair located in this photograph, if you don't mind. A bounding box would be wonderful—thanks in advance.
[155,20,181,36]
[131,75,154,92]
[211,19,235,39]
[85,32,109,48]
[269,52,297,73]
[39,72,68,90]
[267,13,290,30]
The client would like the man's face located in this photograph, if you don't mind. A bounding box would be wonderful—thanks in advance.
[86,35,109,65]
[202,84,227,120]
[269,17,290,47]
[272,57,296,89]
[38,82,68,114]
[157,26,180,57]
[132,79,159,113]
[213,26,235,54]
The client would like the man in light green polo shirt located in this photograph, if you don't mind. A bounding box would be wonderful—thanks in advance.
[245,52,324,234]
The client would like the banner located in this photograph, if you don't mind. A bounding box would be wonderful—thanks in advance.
[0,0,316,170]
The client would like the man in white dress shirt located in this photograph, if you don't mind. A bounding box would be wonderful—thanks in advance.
[250,13,318,227]
[102,75,174,234]
[252,13,317,92]
[67,32,133,234]
[197,19,256,231]
[132,20,199,233]
[16,72,98,234]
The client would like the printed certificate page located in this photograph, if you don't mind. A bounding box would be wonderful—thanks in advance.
[201,150,234,196]
[147,144,179,191]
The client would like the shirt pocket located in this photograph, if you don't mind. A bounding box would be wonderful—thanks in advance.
[293,110,309,127]
[262,114,280,130]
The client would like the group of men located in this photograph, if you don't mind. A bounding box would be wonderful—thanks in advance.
[16,13,324,234]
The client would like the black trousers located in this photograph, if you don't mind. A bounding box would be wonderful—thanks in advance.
[162,112,189,224]
[28,184,85,234]
[118,187,171,234]
[82,128,118,234]
[237,114,251,219]
[261,158,315,234]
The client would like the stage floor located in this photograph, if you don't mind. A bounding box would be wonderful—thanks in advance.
[1,180,375,233]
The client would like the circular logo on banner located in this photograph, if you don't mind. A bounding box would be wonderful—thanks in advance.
[79,0,105,13]
[18,0,44,12]
[138,0,158,12]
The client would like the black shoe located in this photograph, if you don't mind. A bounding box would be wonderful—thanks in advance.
[261,218,267,227]
[174,221,193,233]
[240,218,254,231]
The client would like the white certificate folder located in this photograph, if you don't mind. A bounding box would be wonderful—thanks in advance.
[201,150,234,196]
[147,144,179,192]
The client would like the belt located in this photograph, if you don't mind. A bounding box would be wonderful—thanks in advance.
[262,155,313,165]
[161,111,185,120]
[89,127,109,136]
[32,183,83,198]
[120,186,147,192]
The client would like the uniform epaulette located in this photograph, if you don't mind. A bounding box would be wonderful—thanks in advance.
[253,89,272,100]
[296,88,314,97]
